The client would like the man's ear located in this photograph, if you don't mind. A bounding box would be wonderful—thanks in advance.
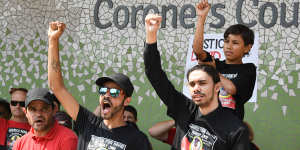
[22,107,26,114]
[123,97,131,106]
[52,107,58,116]
[215,82,221,93]
[54,105,59,113]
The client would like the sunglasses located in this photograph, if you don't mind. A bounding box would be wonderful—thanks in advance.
[10,101,25,107]
[98,87,121,98]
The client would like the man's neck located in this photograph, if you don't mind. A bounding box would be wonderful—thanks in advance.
[103,114,126,129]
[10,116,28,123]
[199,98,219,116]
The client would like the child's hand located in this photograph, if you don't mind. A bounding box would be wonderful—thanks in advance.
[198,57,216,69]
[196,0,210,18]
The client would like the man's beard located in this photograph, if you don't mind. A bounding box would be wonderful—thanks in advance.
[193,88,215,107]
[101,97,125,120]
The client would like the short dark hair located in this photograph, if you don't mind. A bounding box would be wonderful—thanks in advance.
[0,98,11,116]
[224,24,254,56]
[124,105,137,121]
[50,93,60,109]
[9,88,28,95]
[54,111,72,129]
[186,64,220,84]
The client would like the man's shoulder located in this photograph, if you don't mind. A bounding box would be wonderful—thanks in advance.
[124,125,151,148]
[13,131,32,145]
[124,123,148,139]
[57,124,77,138]
[240,63,256,71]
[0,118,7,124]
[6,120,31,130]
[76,105,102,125]
[218,108,245,130]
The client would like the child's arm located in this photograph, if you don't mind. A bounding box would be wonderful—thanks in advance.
[148,120,175,142]
[220,64,257,102]
[219,74,237,95]
[193,0,210,61]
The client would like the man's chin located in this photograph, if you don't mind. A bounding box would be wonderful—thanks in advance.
[194,102,203,106]
[101,114,112,120]
[192,98,202,104]
[33,125,46,132]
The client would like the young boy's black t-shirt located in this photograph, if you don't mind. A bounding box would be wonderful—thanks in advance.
[204,51,256,120]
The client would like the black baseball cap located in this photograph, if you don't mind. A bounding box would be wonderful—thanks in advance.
[25,88,53,107]
[96,73,134,97]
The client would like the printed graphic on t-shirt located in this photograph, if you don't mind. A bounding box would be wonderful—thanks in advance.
[87,135,127,150]
[219,87,236,109]
[181,124,217,150]
[219,73,238,110]
[6,127,28,150]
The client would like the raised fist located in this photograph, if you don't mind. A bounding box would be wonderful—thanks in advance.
[196,0,211,17]
[48,21,66,40]
[145,14,162,33]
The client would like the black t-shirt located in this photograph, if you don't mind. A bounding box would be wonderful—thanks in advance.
[203,51,256,120]
[0,145,6,150]
[6,127,28,150]
[74,106,152,150]
[144,43,250,150]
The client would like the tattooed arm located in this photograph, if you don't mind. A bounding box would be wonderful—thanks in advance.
[48,22,79,121]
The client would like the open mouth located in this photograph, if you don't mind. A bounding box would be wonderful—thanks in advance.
[102,100,112,114]
[34,118,44,124]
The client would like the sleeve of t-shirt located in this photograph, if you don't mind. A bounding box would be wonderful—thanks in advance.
[164,128,176,145]
[0,118,8,145]
[231,126,250,150]
[193,49,213,62]
[231,64,256,105]
[135,132,152,150]
[144,43,197,122]
[74,105,103,135]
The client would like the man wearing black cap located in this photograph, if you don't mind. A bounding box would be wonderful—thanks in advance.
[13,88,78,150]
[47,21,152,150]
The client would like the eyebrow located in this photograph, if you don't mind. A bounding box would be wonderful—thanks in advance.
[189,79,207,82]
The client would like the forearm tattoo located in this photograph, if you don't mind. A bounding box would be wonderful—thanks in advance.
[51,58,61,73]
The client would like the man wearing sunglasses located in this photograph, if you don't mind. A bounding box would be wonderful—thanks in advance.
[47,21,152,150]
[0,88,31,150]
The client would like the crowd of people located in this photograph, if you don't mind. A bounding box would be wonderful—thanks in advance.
[0,0,260,149]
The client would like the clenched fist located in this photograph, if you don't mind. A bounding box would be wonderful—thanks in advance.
[48,21,66,41]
